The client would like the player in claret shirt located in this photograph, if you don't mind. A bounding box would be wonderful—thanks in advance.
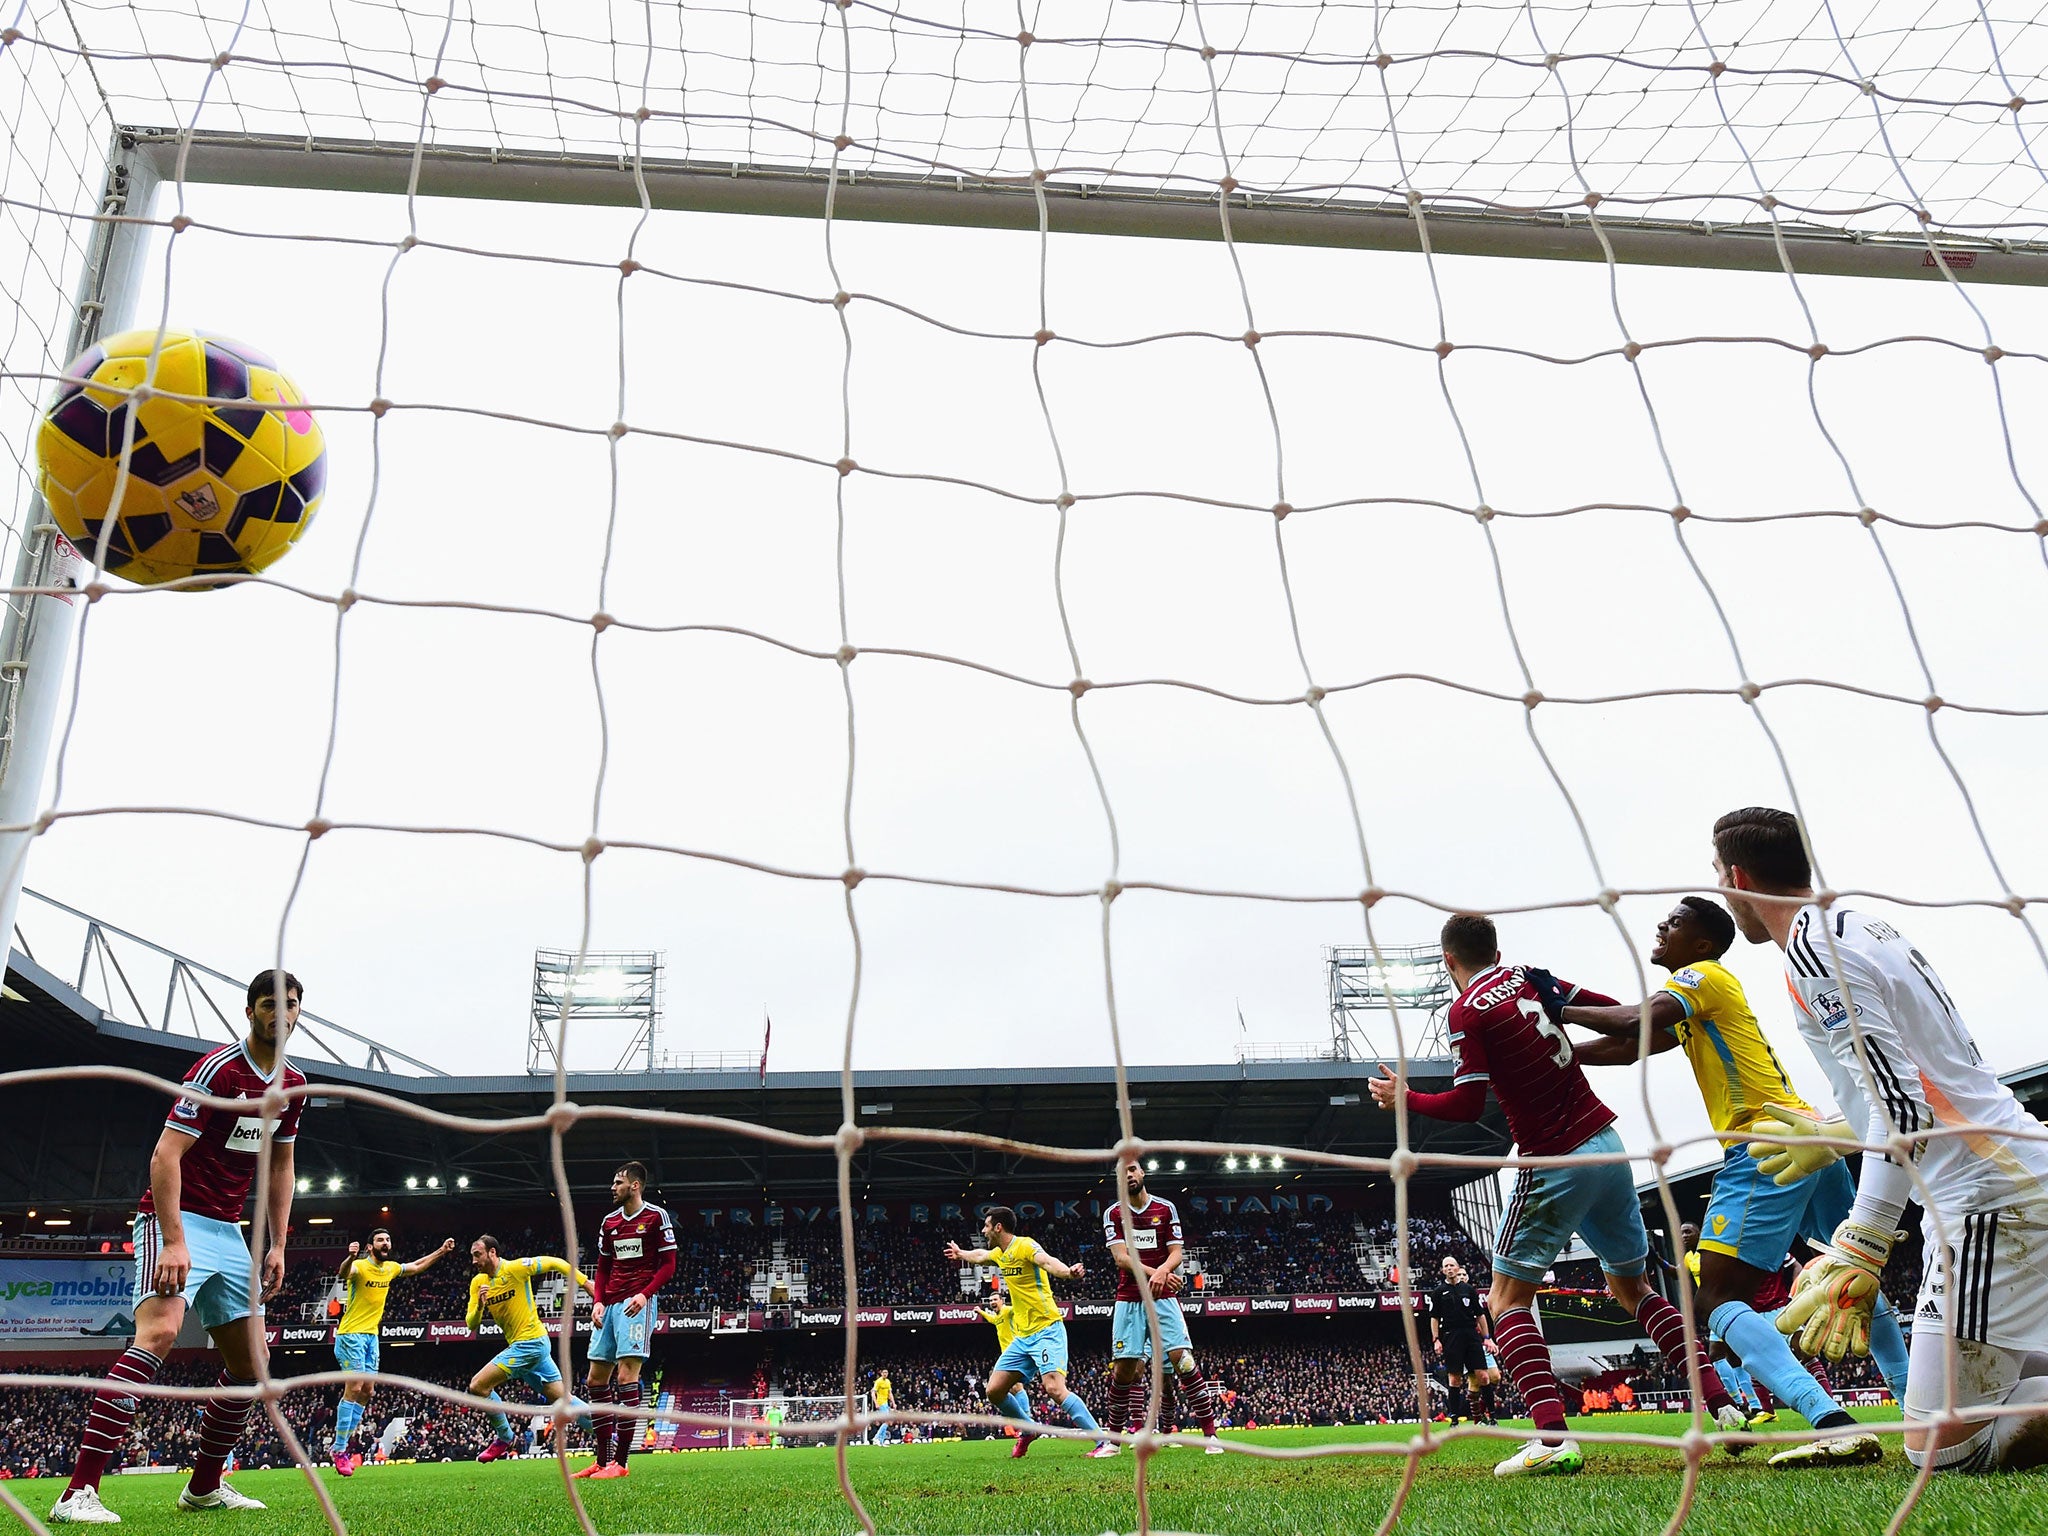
[575,1161,676,1479]
[1369,915,1743,1478]
[51,969,308,1525]
[1092,1158,1223,1456]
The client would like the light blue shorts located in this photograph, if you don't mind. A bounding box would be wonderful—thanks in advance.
[492,1336,562,1388]
[1493,1126,1650,1283]
[334,1331,379,1374]
[1111,1297,1192,1360]
[588,1297,657,1363]
[133,1211,257,1333]
[995,1321,1069,1380]
[1700,1146,1855,1270]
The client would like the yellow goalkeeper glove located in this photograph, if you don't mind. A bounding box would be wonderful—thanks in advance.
[1776,1219,1900,1362]
[1747,1104,1850,1187]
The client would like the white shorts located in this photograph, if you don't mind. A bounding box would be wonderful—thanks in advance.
[1904,1203,2048,1425]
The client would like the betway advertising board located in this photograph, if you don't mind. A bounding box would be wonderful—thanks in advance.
[0,1260,137,1338]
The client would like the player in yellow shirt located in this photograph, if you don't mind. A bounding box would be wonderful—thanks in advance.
[465,1234,597,1464]
[946,1207,1102,1457]
[975,1281,1040,1440]
[870,1368,895,1445]
[327,1228,455,1474]
[1556,896,1904,1464]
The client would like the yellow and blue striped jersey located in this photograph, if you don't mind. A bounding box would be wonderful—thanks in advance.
[1662,960,1811,1135]
[466,1256,586,1345]
[336,1258,403,1336]
[990,1237,1062,1338]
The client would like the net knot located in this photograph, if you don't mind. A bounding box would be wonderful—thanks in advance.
[2013,96,2029,112]
[842,867,865,889]
[1242,330,1261,348]
[1219,176,1238,194]
[304,817,332,840]
[1472,504,1494,522]
[399,234,420,251]
[1760,194,1779,211]
[1375,53,1393,70]
[212,52,233,71]
[581,837,605,864]
[1985,346,2005,363]
[0,29,20,44]
[1597,887,1619,912]
[2006,895,2028,915]
[1680,1425,1712,1462]
[546,1101,581,1133]
[833,291,851,310]
[1622,341,1641,360]
[1545,53,1562,70]
[1303,684,1325,705]
[1707,59,1726,76]
[619,258,641,276]
[836,1122,865,1155]
[168,214,192,234]
[591,611,614,632]
[1016,31,1034,47]
[1068,678,1090,697]
[1034,329,1055,347]
[1924,694,1943,713]
[1670,504,1690,522]
[1101,880,1122,903]
[1272,501,1292,520]
[1737,680,1761,702]
[1201,45,1218,60]
[608,421,630,439]
[1361,886,1383,907]
[1434,341,1453,359]
[1521,689,1543,709]
[2035,519,2048,537]
[836,644,857,665]
[1808,342,1828,360]
[1814,887,1838,908]
[82,581,108,604]
[369,397,392,418]
[1387,1149,1418,1181]
[335,587,358,613]
[833,135,853,152]
[1056,492,1076,510]
[424,75,446,94]
[836,457,857,477]
[1649,1141,1673,1166]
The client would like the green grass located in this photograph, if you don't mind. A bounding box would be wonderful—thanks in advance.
[12,1412,2040,1536]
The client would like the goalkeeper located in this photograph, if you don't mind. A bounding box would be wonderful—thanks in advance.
[1714,807,2048,1474]
[1556,896,1905,1467]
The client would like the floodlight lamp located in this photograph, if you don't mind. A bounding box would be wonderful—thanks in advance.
[456,1176,470,1189]
[1145,1158,1159,1172]
[405,1176,419,1190]
[326,1176,342,1192]
[427,1176,440,1189]
[296,1178,311,1193]
[569,968,631,998]
[1224,1156,1239,1171]
[1174,1159,1186,1172]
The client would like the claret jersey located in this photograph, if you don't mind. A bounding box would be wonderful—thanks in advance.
[141,1043,305,1223]
[1445,965,1616,1156]
[1102,1195,1183,1302]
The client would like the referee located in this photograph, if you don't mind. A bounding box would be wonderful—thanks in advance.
[1429,1255,1491,1424]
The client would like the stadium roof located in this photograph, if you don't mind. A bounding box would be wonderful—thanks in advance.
[2,949,1509,1217]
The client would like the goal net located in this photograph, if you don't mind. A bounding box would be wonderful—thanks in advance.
[2,1,2046,1533]
[724,1394,871,1450]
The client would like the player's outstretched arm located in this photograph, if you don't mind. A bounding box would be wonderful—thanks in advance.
[1035,1252,1084,1280]
[1571,1029,1680,1067]
[1562,992,1683,1040]
[944,1241,993,1264]
[402,1237,457,1276]
[1369,1064,1486,1123]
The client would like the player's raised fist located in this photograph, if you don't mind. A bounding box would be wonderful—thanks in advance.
[346,1241,360,1257]
[439,1238,456,1255]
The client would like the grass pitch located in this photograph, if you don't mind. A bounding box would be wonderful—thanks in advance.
[13,1412,2039,1536]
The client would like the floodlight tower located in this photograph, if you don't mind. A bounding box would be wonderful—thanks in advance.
[529,949,664,1074]
[1326,944,1453,1062]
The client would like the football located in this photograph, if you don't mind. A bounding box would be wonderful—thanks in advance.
[35,328,326,588]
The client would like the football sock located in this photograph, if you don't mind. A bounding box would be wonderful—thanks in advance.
[1104,1379,1132,1435]
[1636,1293,1732,1413]
[333,1396,364,1455]
[1447,1382,1469,1420]
[1869,1295,1912,1404]
[69,1345,163,1493]
[590,1381,616,1466]
[187,1370,255,1496]
[1057,1392,1102,1435]
[1005,1388,1032,1421]
[1119,1379,1147,1430]
[1174,1364,1217,1435]
[1493,1307,1568,1442]
[614,1381,641,1464]
[1479,1381,1498,1418]
[487,1390,514,1442]
[1710,1301,1843,1428]
[1753,1380,1775,1412]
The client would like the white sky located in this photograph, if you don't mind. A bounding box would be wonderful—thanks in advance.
[6,1,2048,1184]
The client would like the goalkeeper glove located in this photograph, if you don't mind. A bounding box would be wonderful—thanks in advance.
[1746,1104,1851,1187]
[1522,967,1571,1025]
[1776,1219,1900,1362]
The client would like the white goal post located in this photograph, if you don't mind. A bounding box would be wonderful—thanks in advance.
[723,1394,871,1450]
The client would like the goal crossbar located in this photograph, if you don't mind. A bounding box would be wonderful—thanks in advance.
[123,129,2048,286]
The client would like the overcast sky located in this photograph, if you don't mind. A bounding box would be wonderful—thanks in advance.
[6,1,2048,1185]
